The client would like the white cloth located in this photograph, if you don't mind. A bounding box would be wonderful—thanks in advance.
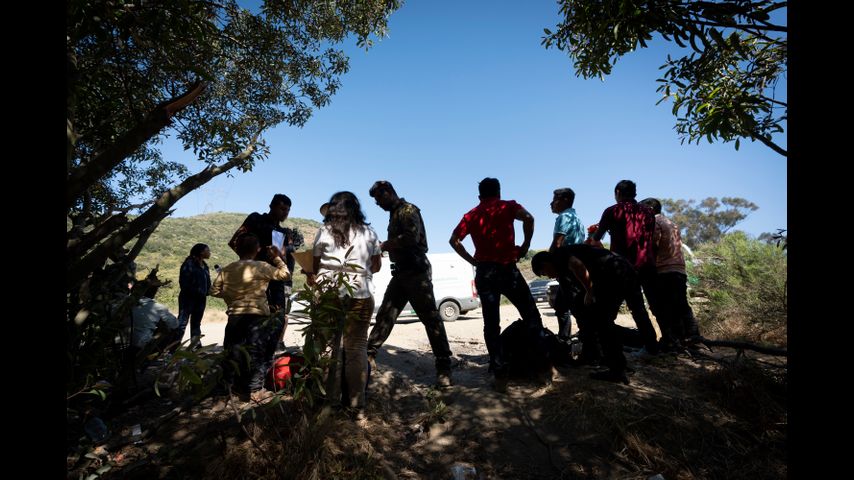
[130,298,178,349]
[313,224,381,299]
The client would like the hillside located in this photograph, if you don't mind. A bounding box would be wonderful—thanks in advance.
[133,212,321,309]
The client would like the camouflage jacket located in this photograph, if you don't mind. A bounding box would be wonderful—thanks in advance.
[387,199,430,272]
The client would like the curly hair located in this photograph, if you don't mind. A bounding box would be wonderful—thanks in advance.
[324,191,369,248]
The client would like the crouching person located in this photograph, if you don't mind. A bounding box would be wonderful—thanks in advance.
[130,283,180,369]
[532,245,644,385]
[211,234,290,402]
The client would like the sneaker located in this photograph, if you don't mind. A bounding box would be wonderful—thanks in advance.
[436,370,453,388]
[493,376,509,393]
[589,369,629,385]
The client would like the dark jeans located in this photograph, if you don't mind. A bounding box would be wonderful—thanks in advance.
[368,267,452,371]
[266,280,287,310]
[264,279,289,361]
[623,268,659,350]
[565,292,603,363]
[589,293,629,374]
[261,309,287,379]
[649,272,699,343]
[223,313,273,393]
[177,292,206,347]
[475,262,543,375]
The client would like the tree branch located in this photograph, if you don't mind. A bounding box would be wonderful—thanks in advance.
[67,132,262,289]
[125,219,162,263]
[66,81,207,207]
[692,18,787,33]
[751,133,787,157]
[701,337,787,357]
[67,214,128,257]
[761,95,787,107]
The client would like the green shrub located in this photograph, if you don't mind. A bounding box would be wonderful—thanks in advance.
[693,232,787,346]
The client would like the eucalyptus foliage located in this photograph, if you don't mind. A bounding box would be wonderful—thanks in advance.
[660,196,758,247]
[543,0,787,156]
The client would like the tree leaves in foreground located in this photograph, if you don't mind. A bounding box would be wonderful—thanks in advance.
[542,0,787,156]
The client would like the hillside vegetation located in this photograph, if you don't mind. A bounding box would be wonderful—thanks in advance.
[134,212,321,310]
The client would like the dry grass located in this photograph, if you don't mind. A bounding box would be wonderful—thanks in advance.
[81,335,786,480]
[206,402,398,479]
[701,310,788,349]
[541,354,787,479]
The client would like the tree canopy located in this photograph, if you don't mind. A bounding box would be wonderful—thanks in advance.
[542,0,787,156]
[67,0,400,288]
[660,196,758,247]
[66,0,400,404]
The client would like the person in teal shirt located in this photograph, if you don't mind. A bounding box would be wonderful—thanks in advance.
[549,188,586,344]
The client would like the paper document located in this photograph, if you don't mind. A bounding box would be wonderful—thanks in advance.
[271,231,285,251]
[292,250,315,273]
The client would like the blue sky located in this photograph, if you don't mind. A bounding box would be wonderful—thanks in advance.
[166,0,787,254]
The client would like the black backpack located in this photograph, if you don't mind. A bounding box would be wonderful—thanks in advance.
[499,319,570,377]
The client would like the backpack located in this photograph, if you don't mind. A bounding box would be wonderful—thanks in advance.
[499,319,565,377]
[265,353,306,392]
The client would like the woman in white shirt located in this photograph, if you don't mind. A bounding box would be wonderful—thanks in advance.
[310,191,381,410]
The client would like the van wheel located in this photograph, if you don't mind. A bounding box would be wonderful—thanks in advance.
[438,301,460,322]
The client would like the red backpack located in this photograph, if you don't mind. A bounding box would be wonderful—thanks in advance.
[265,353,306,392]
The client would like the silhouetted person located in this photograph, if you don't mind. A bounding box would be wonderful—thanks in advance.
[177,243,211,349]
[212,234,290,402]
[449,177,542,392]
[588,180,659,354]
[640,197,701,349]
[309,191,382,411]
[548,187,586,343]
[365,181,454,387]
[229,194,295,379]
[532,245,642,385]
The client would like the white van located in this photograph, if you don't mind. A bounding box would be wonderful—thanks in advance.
[371,252,480,322]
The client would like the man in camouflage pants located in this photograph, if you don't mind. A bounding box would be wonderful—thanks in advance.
[367,181,453,387]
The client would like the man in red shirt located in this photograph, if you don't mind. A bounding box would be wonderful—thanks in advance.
[449,178,543,391]
[588,180,659,354]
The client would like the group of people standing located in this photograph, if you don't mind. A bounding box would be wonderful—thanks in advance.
[532,179,701,385]
[177,176,700,410]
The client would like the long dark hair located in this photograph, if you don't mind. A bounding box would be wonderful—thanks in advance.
[324,191,369,248]
[187,243,209,264]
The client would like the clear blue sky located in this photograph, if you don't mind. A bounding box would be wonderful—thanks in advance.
[166,0,787,254]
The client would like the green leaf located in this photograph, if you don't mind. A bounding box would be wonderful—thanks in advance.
[180,366,202,385]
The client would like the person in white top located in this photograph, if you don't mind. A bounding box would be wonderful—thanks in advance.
[309,191,382,411]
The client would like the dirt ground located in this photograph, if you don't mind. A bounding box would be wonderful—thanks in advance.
[76,303,786,479]
[192,303,650,355]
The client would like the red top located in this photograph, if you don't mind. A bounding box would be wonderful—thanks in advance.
[596,200,656,272]
[453,198,523,264]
